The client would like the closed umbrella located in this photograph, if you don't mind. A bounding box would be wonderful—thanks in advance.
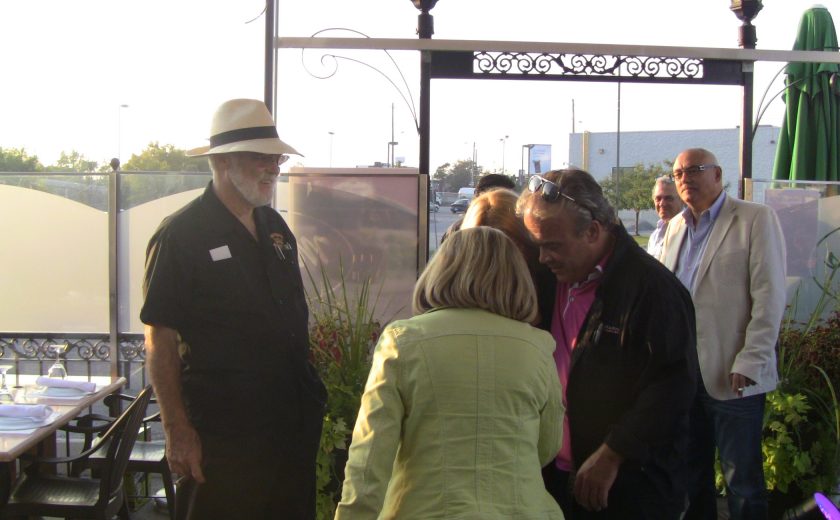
[772,5,840,182]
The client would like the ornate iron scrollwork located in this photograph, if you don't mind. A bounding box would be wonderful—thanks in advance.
[474,52,703,80]
[0,336,145,363]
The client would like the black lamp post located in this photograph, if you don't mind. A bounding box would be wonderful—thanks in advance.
[731,0,762,196]
[730,0,763,50]
[412,0,439,263]
[411,0,438,182]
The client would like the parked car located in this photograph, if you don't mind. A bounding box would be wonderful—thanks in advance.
[450,198,470,213]
[429,201,440,213]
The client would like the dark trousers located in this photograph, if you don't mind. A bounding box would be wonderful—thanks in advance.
[542,463,575,517]
[176,430,317,520]
[543,462,682,520]
[683,381,767,520]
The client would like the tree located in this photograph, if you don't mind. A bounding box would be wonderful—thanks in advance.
[118,142,210,210]
[433,159,484,191]
[122,142,210,172]
[600,161,668,235]
[45,150,99,173]
[0,147,43,172]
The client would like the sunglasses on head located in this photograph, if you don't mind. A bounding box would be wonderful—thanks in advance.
[528,175,597,219]
[528,175,577,203]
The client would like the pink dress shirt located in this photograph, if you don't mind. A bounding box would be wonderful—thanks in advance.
[550,257,609,471]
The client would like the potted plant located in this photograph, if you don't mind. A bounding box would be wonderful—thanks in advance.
[304,259,384,519]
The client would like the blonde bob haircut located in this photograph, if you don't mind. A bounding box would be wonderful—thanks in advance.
[412,226,538,324]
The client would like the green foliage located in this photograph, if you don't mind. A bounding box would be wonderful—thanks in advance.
[115,142,211,210]
[600,161,669,235]
[0,147,43,172]
[764,307,840,498]
[433,159,485,192]
[45,150,99,173]
[715,232,840,502]
[758,235,840,499]
[122,142,209,172]
[305,259,383,520]
[763,391,817,493]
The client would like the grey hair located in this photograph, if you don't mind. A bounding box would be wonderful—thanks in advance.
[516,169,618,235]
[652,175,676,197]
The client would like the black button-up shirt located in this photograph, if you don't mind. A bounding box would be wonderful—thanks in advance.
[141,183,313,435]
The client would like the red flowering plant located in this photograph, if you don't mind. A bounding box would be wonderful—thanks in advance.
[304,258,383,519]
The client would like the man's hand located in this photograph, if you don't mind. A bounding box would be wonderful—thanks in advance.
[729,372,756,397]
[166,421,206,483]
[573,443,623,512]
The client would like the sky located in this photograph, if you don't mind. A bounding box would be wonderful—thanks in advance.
[2,0,839,174]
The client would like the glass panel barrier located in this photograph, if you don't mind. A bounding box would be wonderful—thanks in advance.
[0,175,109,333]
[745,179,840,324]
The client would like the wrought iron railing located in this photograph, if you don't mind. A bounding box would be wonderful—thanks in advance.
[0,333,147,391]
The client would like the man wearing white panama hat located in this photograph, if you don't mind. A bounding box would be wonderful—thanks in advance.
[141,99,326,519]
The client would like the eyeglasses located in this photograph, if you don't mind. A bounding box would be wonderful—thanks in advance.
[528,175,577,203]
[234,152,289,168]
[670,163,718,181]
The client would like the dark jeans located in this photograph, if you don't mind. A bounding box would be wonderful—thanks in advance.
[684,382,767,520]
[542,463,682,520]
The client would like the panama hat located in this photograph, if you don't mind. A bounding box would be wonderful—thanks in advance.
[186,98,302,157]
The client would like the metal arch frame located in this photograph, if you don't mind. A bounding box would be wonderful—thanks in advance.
[274,36,840,258]
[276,36,840,178]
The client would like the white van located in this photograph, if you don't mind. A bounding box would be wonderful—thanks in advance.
[457,187,475,199]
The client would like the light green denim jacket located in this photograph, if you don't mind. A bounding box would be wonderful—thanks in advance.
[335,308,564,520]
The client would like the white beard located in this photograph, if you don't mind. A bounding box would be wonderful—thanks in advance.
[229,167,275,207]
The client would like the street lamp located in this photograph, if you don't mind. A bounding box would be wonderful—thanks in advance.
[499,135,508,175]
[328,131,335,167]
[117,104,129,162]
[730,0,762,49]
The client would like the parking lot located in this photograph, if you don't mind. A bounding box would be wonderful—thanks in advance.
[427,205,463,255]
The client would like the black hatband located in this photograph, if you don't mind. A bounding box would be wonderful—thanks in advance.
[209,126,278,148]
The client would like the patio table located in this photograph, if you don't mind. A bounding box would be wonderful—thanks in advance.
[0,375,127,503]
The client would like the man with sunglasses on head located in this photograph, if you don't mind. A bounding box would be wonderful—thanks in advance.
[141,99,326,519]
[519,169,697,519]
[659,148,786,520]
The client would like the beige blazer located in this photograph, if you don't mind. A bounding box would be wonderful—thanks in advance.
[659,195,786,401]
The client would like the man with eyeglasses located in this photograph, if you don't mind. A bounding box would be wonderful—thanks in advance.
[141,99,326,519]
[647,176,682,259]
[519,169,697,519]
[659,148,786,520]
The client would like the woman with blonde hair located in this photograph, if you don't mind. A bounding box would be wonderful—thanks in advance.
[335,226,564,520]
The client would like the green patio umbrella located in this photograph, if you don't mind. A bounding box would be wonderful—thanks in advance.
[772,5,840,182]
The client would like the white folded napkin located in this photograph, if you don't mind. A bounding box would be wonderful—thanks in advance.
[0,404,53,420]
[35,377,96,393]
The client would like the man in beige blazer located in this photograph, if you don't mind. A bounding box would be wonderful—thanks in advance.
[659,148,786,520]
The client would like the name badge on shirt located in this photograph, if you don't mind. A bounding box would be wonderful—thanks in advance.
[209,245,232,262]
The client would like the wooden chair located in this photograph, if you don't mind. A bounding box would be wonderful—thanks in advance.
[0,385,153,520]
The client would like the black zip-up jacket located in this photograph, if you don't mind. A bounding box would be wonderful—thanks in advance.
[542,225,698,499]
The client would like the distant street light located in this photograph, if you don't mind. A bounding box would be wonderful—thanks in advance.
[500,135,509,175]
[118,104,129,162]
[328,131,335,167]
